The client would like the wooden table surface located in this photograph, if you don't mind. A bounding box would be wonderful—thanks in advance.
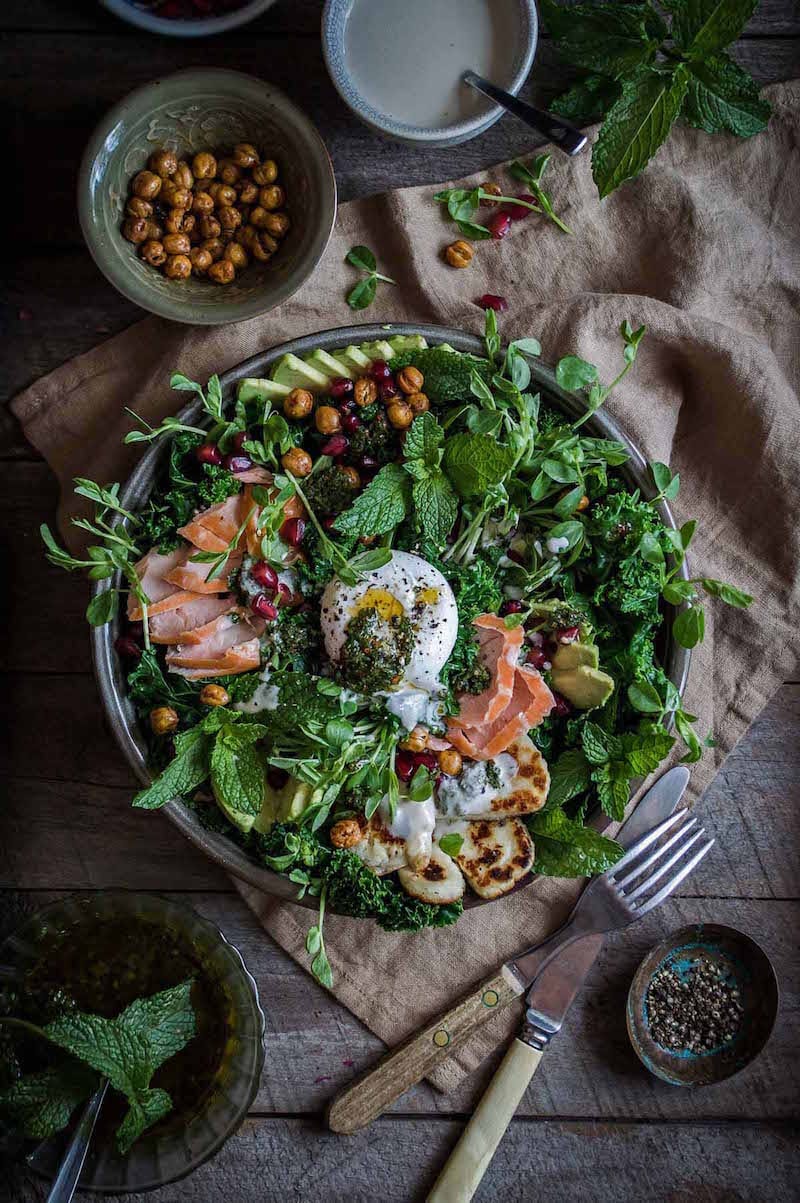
[2,3,799,1200]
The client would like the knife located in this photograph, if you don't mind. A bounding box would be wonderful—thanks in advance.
[327,766,690,1137]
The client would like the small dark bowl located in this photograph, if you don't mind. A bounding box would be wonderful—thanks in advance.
[627,923,779,1087]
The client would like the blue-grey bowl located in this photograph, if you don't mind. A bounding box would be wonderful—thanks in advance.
[321,0,538,147]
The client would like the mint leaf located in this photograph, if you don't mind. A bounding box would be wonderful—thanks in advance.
[0,1061,98,1141]
[620,725,675,776]
[116,979,197,1073]
[550,75,622,123]
[333,463,411,537]
[592,64,690,198]
[211,734,266,820]
[404,412,445,466]
[582,721,614,765]
[546,748,592,809]
[592,760,631,820]
[670,0,758,59]
[115,1087,173,1155]
[539,0,662,77]
[132,726,211,810]
[412,471,459,545]
[529,808,623,876]
[442,433,515,498]
[683,53,771,136]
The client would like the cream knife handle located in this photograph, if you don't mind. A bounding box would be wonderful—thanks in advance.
[427,1038,543,1203]
[327,967,524,1135]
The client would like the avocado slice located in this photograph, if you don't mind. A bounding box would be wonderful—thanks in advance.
[306,349,354,380]
[552,666,615,710]
[271,353,331,392]
[237,377,291,405]
[253,775,311,834]
[334,345,372,374]
[552,642,599,671]
[386,334,428,354]
[358,339,396,361]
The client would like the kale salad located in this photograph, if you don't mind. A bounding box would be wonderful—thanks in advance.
[43,314,751,986]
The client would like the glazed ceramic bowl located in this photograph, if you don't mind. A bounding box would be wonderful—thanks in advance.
[78,69,336,325]
[100,1,278,39]
[4,891,265,1193]
[321,0,538,147]
[91,321,692,913]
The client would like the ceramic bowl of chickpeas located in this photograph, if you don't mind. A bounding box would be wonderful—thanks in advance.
[78,69,337,325]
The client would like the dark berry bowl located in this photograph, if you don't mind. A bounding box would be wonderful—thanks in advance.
[100,1,278,38]
[627,923,779,1087]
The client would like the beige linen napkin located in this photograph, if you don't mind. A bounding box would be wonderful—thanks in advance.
[13,83,800,1091]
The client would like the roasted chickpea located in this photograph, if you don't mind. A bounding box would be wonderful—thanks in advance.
[192,151,217,180]
[481,181,503,205]
[174,160,194,190]
[201,237,226,262]
[445,239,474,268]
[232,142,259,168]
[330,818,363,849]
[150,706,178,735]
[133,170,162,200]
[224,241,248,269]
[252,231,277,261]
[200,683,230,707]
[218,206,242,232]
[164,207,185,234]
[191,190,215,216]
[283,388,314,420]
[163,232,191,256]
[122,217,149,244]
[262,211,290,238]
[258,184,285,211]
[577,494,590,512]
[164,253,192,280]
[281,446,313,476]
[249,206,270,229]
[387,401,414,429]
[397,366,424,395]
[217,158,241,185]
[149,149,178,178]
[252,159,278,186]
[315,405,341,435]
[407,391,430,415]
[215,183,238,208]
[182,213,198,240]
[354,377,378,407]
[341,466,361,489]
[141,239,167,267]
[400,725,429,753]
[199,215,222,240]
[238,179,258,205]
[438,748,463,777]
[144,220,164,242]
[161,182,191,210]
[190,247,213,275]
[126,196,152,219]
[208,258,236,285]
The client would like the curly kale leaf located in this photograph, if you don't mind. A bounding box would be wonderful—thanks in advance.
[423,550,502,707]
[136,432,241,552]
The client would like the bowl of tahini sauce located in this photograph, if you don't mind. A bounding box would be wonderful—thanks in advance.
[322,0,537,146]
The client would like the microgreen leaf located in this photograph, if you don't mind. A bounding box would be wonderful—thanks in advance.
[345,245,396,311]
[438,833,464,858]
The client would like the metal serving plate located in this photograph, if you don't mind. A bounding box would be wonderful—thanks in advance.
[92,323,691,911]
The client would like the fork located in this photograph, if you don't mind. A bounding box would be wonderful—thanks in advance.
[425,809,714,1203]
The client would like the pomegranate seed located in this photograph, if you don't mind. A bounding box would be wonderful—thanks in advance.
[321,434,349,457]
[341,412,361,434]
[369,359,391,381]
[557,625,580,644]
[114,635,141,662]
[322,516,337,531]
[275,582,293,606]
[251,561,278,591]
[252,594,278,620]
[526,648,549,671]
[504,193,537,221]
[224,453,253,473]
[268,767,289,790]
[395,751,415,782]
[359,454,378,470]
[196,442,222,466]
[507,549,525,565]
[380,378,399,402]
[279,516,306,547]
[500,600,523,616]
[232,430,249,452]
[552,692,573,718]
[411,750,438,773]
[329,377,354,399]
[478,294,508,313]
[488,212,512,240]
[334,455,348,467]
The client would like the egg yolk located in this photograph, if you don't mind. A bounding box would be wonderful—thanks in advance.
[351,587,405,622]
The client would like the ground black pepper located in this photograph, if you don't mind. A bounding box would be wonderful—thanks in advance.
[646,955,744,1054]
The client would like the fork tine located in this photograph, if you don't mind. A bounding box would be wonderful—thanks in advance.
[607,808,689,876]
[622,827,706,902]
[631,839,715,916]
[614,815,698,889]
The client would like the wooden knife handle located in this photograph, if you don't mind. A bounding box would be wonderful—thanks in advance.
[327,966,525,1135]
[427,1037,543,1202]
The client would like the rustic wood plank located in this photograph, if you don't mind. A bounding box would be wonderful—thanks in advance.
[7,1114,799,1203]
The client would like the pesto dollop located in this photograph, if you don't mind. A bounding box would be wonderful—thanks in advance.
[339,607,413,693]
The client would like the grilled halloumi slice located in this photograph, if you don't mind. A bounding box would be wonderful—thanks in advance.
[351,798,436,875]
[351,816,408,876]
[436,817,534,899]
[435,734,549,822]
[398,845,465,905]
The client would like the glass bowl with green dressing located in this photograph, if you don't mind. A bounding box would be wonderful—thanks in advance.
[0,891,265,1193]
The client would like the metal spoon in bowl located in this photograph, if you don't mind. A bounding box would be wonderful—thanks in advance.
[462,70,587,155]
[40,1080,109,1203]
